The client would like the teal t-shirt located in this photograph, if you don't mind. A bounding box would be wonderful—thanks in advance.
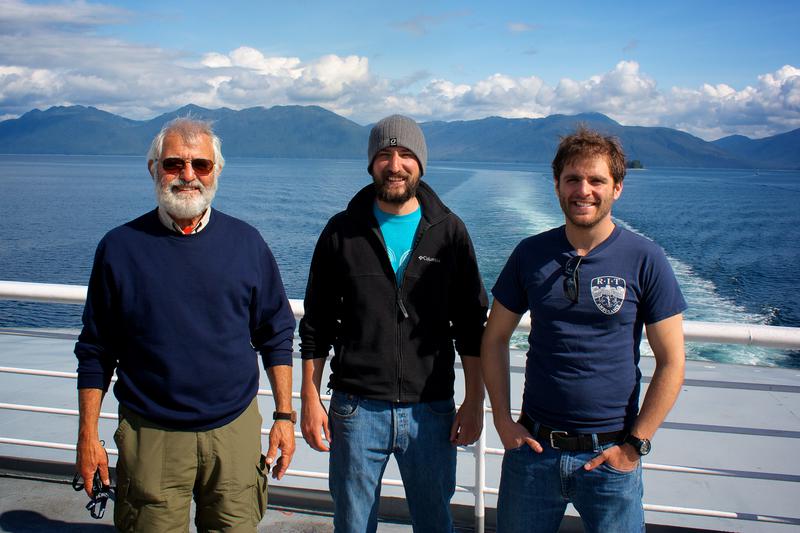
[373,203,422,285]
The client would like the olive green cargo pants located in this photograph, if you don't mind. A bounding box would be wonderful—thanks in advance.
[113,398,268,532]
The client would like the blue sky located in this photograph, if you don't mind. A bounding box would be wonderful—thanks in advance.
[1,0,798,139]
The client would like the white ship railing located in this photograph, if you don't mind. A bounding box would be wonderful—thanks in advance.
[3,280,800,349]
[1,280,799,531]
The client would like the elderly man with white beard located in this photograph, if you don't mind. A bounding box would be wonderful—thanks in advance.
[74,117,296,532]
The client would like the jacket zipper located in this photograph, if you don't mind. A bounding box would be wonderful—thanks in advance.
[394,221,430,402]
[368,222,406,402]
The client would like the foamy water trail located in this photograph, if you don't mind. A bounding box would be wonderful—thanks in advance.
[484,172,791,367]
[492,175,563,234]
[614,219,791,366]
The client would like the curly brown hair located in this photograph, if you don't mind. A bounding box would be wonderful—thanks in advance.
[551,126,626,184]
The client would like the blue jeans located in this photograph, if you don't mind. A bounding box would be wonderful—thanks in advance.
[497,426,644,533]
[328,391,457,533]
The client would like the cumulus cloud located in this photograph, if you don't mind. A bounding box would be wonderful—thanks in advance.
[663,64,800,139]
[382,61,800,139]
[0,1,798,140]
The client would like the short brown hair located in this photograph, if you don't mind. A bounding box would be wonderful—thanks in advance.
[551,126,626,184]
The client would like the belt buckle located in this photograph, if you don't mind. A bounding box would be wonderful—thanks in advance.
[549,430,568,449]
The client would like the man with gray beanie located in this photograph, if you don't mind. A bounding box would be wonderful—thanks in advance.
[299,114,488,532]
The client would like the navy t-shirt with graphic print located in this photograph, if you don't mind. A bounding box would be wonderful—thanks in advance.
[492,225,687,433]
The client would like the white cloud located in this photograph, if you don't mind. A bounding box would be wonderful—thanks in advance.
[662,64,800,139]
[0,1,798,140]
[224,47,303,78]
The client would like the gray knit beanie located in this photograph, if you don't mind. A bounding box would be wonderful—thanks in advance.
[367,114,427,176]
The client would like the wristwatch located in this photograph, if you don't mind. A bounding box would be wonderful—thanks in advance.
[624,434,651,456]
[272,411,297,424]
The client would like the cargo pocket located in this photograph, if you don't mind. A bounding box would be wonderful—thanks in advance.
[113,477,138,532]
[254,454,269,521]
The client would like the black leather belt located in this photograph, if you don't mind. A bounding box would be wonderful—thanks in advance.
[519,413,624,452]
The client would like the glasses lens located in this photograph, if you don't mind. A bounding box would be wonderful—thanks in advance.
[563,277,578,302]
[562,256,582,303]
[191,159,214,174]
[161,158,185,172]
[161,158,214,174]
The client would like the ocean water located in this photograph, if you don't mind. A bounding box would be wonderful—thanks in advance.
[0,155,798,368]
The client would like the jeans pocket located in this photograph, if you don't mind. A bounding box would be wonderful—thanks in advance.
[598,460,640,475]
[505,443,530,453]
[329,392,360,418]
[423,397,456,416]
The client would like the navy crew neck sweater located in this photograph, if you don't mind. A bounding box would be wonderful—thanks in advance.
[75,208,295,431]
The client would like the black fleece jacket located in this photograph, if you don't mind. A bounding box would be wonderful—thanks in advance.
[299,181,488,402]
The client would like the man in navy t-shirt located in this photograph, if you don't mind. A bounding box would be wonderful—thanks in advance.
[482,127,687,532]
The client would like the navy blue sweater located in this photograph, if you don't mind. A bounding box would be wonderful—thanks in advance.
[75,209,295,430]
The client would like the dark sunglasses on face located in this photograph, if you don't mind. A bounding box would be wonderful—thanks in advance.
[562,255,584,303]
[160,157,214,175]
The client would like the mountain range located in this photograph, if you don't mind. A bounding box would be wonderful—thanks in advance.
[0,104,797,169]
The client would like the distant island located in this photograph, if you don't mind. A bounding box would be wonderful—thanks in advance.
[627,159,644,169]
[0,104,798,169]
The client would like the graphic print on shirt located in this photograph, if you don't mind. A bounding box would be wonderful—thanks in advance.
[385,248,412,275]
[591,276,626,315]
[398,250,411,272]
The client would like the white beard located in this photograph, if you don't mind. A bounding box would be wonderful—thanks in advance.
[155,175,217,220]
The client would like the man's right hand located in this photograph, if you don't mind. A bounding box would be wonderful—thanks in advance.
[496,417,542,453]
[76,436,110,497]
[301,398,331,452]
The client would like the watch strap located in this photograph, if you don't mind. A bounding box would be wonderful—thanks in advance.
[272,410,297,424]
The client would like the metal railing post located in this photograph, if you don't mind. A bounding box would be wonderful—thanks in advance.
[473,399,487,533]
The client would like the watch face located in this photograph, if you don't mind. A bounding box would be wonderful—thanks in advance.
[626,434,651,456]
[640,439,651,455]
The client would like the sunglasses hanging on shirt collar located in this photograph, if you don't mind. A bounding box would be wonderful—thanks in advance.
[562,255,584,303]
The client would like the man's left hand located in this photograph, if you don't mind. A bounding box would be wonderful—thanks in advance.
[583,443,640,472]
[450,398,484,446]
[266,420,296,480]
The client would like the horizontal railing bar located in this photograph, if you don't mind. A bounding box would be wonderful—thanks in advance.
[478,485,798,524]
[0,437,118,455]
[482,444,798,481]
[0,281,306,321]
[0,400,474,461]
[2,433,797,525]
[646,463,800,483]
[0,436,472,495]
[0,367,78,379]
[0,281,87,305]
[2,281,800,348]
[643,504,800,525]
[0,403,117,419]
[3,366,797,402]
[660,421,800,439]
[4,399,792,484]
[3,279,800,529]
